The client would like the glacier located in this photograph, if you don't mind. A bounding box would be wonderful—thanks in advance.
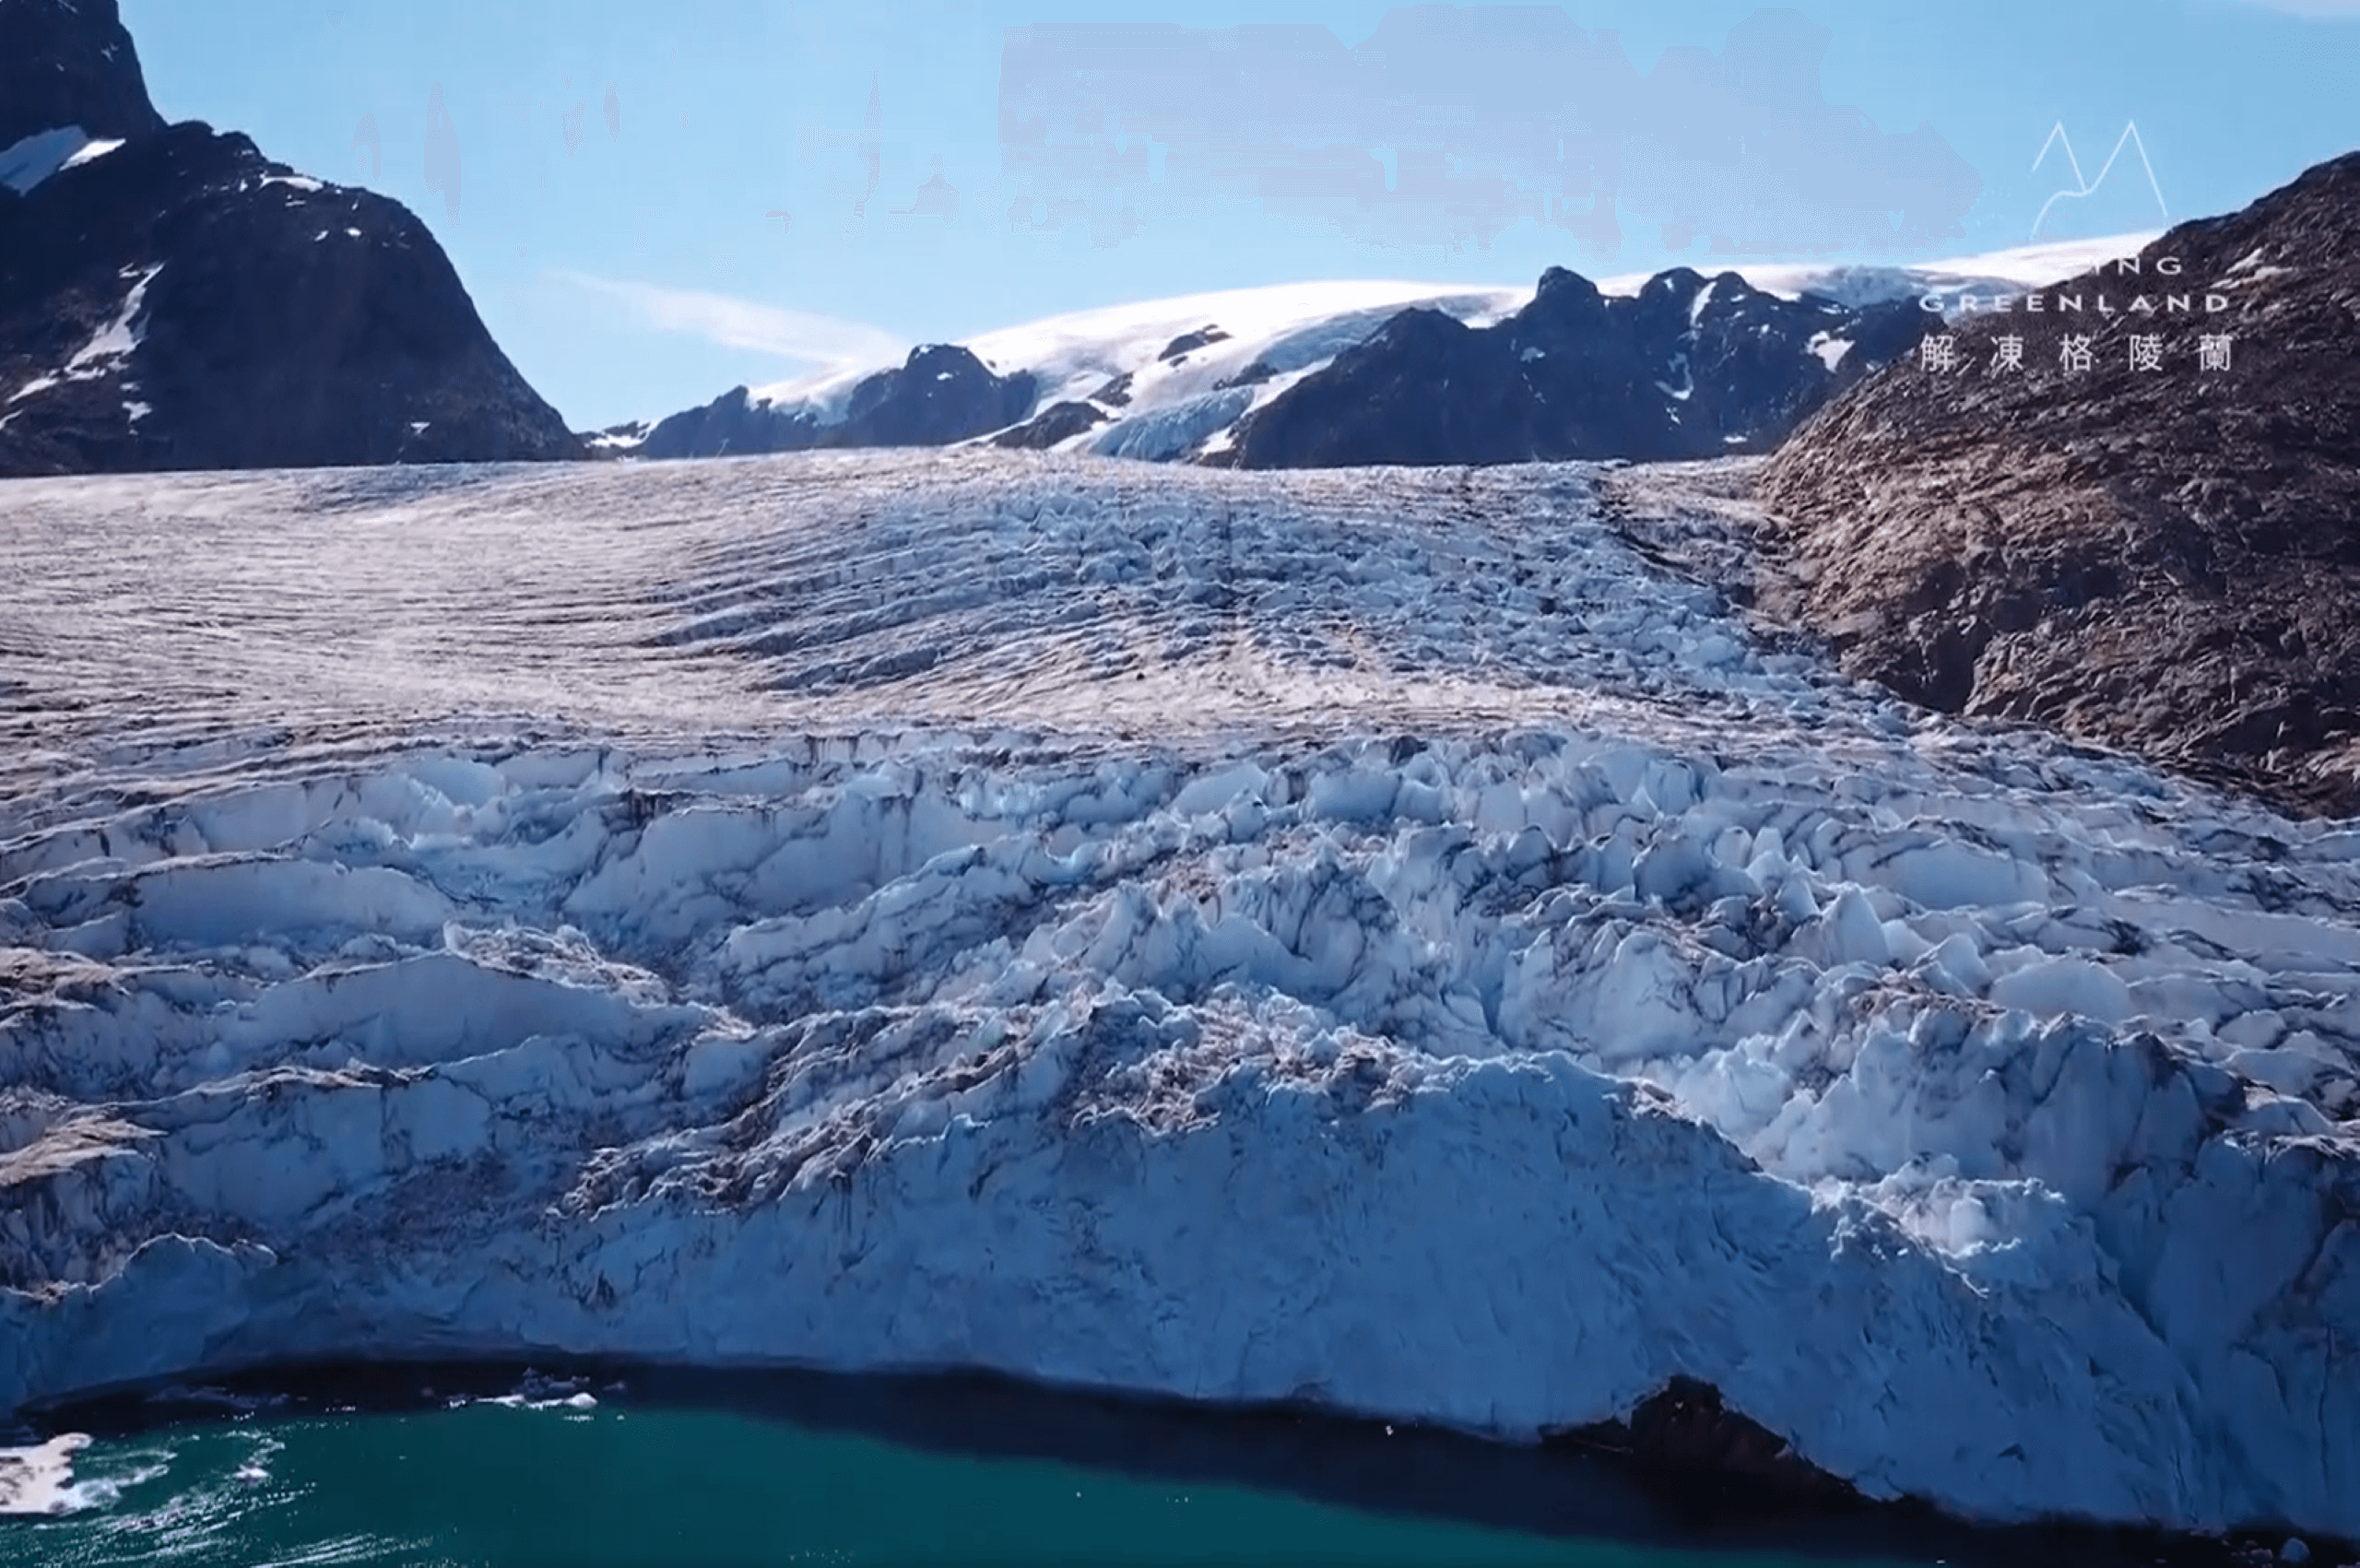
[0,450,2354,1539]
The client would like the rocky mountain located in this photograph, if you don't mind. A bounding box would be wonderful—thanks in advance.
[0,0,581,475]
[637,345,1035,459]
[611,283,1528,466]
[1212,266,1931,468]
[1758,150,2360,818]
[0,0,163,151]
[621,245,2150,471]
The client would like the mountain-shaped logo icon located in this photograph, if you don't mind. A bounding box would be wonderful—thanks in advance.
[2029,121,2167,242]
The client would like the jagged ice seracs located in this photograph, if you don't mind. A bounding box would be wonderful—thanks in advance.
[0,451,2353,1538]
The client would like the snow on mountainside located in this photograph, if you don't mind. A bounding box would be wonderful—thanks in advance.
[763,278,1530,417]
[577,417,655,456]
[623,235,2160,466]
[627,281,1527,462]
[0,126,125,195]
[1211,265,1933,467]
[1613,231,2167,312]
[0,451,2354,1541]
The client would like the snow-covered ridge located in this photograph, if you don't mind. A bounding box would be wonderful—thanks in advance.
[1601,231,2168,310]
[745,280,1526,414]
[0,452,2354,1539]
[721,280,1528,462]
[683,235,2162,463]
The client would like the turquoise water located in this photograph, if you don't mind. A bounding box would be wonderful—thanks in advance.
[8,1403,1707,1568]
[0,1368,2122,1568]
[1,1400,1864,1568]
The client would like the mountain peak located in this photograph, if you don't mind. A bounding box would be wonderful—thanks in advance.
[1,4,584,474]
[1534,265,1604,307]
[0,0,167,152]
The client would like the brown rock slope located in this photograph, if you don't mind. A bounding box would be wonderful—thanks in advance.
[1757,151,2360,818]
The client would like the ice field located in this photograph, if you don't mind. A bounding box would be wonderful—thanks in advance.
[0,450,2354,1536]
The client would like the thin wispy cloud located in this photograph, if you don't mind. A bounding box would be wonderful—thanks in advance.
[554,271,905,369]
[998,8,1985,262]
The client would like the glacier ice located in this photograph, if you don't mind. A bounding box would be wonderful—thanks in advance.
[0,450,2354,1539]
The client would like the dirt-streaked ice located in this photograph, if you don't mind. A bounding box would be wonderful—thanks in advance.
[0,451,2354,1538]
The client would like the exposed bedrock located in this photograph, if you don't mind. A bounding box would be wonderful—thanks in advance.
[1758,151,2360,818]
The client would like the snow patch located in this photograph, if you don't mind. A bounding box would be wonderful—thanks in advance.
[1655,350,1693,401]
[0,127,122,195]
[588,422,653,454]
[63,138,124,174]
[1805,332,1853,371]
[59,265,164,384]
[1599,232,2166,316]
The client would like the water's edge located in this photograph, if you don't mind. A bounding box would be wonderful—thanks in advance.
[9,1356,2340,1568]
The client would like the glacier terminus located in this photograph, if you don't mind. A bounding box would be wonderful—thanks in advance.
[0,451,2354,1542]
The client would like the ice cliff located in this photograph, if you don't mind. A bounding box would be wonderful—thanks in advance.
[0,452,2354,1538]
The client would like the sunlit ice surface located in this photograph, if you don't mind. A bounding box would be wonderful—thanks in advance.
[0,449,2354,1539]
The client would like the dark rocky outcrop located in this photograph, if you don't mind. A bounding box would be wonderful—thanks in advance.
[0,0,581,475]
[639,344,1036,459]
[990,399,1106,450]
[0,0,165,150]
[1216,266,1930,469]
[834,344,1035,448]
[1758,150,2360,818]
[1550,1378,1860,1513]
[638,384,822,461]
[1214,359,1278,391]
[1157,324,1230,363]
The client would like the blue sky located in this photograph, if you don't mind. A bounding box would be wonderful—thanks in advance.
[120,0,2360,431]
